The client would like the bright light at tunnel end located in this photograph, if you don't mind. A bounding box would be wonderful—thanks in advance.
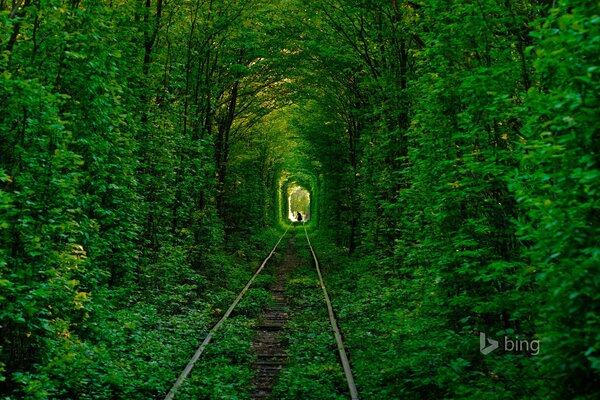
[287,185,311,222]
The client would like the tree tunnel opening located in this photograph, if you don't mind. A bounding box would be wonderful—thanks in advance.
[276,170,318,228]
[287,185,310,222]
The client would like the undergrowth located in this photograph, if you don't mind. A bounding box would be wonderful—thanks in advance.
[307,231,544,399]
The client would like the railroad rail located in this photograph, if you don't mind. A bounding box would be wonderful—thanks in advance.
[164,228,289,400]
[164,226,359,399]
[303,226,359,400]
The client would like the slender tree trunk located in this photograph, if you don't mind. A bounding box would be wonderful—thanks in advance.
[216,80,240,217]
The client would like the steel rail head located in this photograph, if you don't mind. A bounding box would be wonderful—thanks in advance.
[164,228,289,400]
[303,227,360,400]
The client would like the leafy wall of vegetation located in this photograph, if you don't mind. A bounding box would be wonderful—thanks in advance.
[1,0,598,398]
[0,0,288,397]
[290,0,599,398]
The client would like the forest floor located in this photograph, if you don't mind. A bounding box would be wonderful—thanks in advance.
[250,234,301,398]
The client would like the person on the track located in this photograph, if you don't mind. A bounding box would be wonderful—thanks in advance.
[296,212,303,222]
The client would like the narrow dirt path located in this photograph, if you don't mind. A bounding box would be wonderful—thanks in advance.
[250,234,300,399]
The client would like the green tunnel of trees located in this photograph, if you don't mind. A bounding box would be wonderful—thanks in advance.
[1,0,598,399]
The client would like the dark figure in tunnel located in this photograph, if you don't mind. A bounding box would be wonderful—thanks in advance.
[297,212,303,222]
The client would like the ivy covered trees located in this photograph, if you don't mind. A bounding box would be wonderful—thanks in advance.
[515,2,600,395]
[1,0,288,397]
[293,0,599,398]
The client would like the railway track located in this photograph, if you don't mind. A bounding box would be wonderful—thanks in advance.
[303,226,359,400]
[164,227,358,400]
[249,235,299,399]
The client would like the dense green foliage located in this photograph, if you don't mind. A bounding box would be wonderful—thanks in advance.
[1,0,598,398]
[0,0,286,397]
[289,0,599,398]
